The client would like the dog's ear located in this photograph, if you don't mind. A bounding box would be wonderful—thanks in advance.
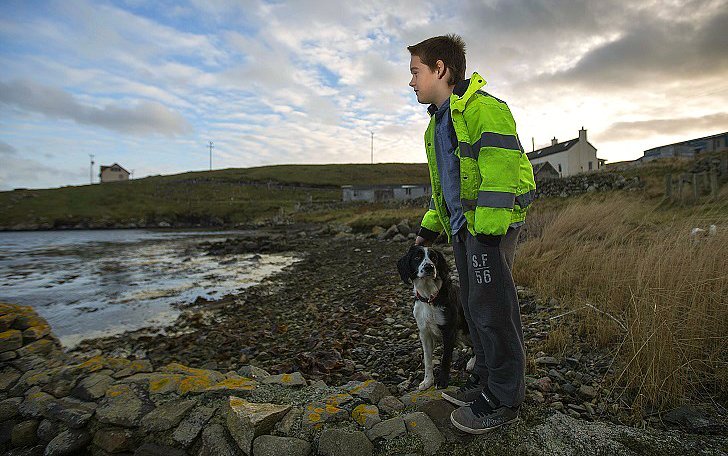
[431,248,449,279]
[397,246,416,285]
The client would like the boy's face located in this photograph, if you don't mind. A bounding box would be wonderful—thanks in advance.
[409,55,440,105]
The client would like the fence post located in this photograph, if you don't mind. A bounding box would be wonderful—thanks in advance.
[710,169,719,199]
[721,153,728,182]
[664,173,672,199]
[678,173,684,202]
[692,173,699,201]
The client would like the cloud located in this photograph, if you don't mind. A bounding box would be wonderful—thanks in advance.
[594,112,728,141]
[0,140,17,155]
[0,79,192,136]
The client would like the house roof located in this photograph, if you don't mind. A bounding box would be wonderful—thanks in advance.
[527,139,578,160]
[100,163,130,174]
[644,131,727,153]
[532,161,558,175]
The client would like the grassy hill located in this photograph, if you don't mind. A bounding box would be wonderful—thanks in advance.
[0,163,430,229]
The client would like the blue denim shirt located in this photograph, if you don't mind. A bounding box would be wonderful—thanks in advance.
[433,98,467,236]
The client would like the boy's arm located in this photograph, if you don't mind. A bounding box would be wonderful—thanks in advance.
[417,196,443,243]
[468,95,523,236]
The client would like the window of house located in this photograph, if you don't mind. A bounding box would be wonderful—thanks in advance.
[588,161,593,170]
[405,188,411,195]
[558,164,562,172]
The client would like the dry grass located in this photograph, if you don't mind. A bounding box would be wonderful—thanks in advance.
[514,190,728,413]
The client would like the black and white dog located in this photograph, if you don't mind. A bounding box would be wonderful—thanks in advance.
[397,245,474,390]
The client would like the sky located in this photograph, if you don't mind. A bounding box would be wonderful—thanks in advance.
[1,0,727,190]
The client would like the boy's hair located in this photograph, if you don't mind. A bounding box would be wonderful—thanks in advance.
[407,34,466,86]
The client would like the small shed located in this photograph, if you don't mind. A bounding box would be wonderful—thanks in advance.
[100,163,130,183]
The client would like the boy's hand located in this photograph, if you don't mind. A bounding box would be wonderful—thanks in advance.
[414,235,432,246]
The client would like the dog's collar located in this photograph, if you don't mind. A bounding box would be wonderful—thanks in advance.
[415,290,438,303]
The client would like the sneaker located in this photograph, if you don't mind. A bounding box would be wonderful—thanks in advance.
[441,373,483,407]
[450,389,519,434]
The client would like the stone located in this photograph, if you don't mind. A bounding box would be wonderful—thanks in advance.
[663,405,726,434]
[417,399,459,441]
[44,429,92,456]
[236,365,270,379]
[400,388,453,407]
[403,412,444,455]
[366,416,407,441]
[0,329,23,352]
[302,401,348,429]
[133,443,186,456]
[10,369,54,396]
[0,350,17,362]
[318,428,373,456]
[36,419,63,443]
[200,423,238,456]
[0,313,16,331]
[22,326,51,342]
[252,435,311,456]
[96,383,153,427]
[113,359,153,379]
[535,376,553,393]
[13,314,48,330]
[0,366,22,392]
[140,398,195,432]
[16,339,56,358]
[347,380,389,404]
[578,385,598,399]
[93,427,135,453]
[377,395,404,415]
[18,391,55,418]
[11,419,39,447]
[172,403,218,448]
[274,407,302,436]
[0,397,22,421]
[45,397,97,428]
[260,372,307,387]
[535,356,560,366]
[351,404,381,429]
[225,396,291,454]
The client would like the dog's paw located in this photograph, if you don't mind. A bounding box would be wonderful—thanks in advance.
[435,375,449,390]
[418,378,434,391]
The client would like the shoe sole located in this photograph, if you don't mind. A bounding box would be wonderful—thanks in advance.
[440,391,472,408]
[449,412,519,435]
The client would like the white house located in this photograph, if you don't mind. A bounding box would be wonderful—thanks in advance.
[341,184,431,202]
[527,128,604,177]
[99,163,130,183]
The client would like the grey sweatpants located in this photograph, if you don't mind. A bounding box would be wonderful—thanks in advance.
[452,226,525,408]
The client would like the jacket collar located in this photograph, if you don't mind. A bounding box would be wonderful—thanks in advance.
[427,72,487,116]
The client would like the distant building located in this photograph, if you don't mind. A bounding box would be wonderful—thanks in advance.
[99,163,130,183]
[532,161,560,182]
[341,184,431,202]
[527,128,604,177]
[641,131,728,162]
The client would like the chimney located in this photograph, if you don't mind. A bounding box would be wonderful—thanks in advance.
[579,127,587,142]
[551,137,558,146]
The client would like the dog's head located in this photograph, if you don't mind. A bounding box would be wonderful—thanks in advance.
[397,245,449,285]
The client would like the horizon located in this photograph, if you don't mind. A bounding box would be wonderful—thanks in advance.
[1,0,727,191]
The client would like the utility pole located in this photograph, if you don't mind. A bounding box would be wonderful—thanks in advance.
[370,131,374,164]
[130,169,135,180]
[89,154,95,184]
[208,141,214,170]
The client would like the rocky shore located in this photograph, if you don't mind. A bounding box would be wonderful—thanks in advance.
[2,225,727,455]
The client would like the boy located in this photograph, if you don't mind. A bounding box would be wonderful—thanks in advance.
[407,35,536,434]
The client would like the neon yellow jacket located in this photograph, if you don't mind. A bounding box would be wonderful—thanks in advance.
[418,72,536,243]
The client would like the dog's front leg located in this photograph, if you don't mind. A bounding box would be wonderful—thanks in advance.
[418,331,434,390]
[436,329,456,389]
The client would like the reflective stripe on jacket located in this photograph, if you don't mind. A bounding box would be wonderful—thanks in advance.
[418,72,536,242]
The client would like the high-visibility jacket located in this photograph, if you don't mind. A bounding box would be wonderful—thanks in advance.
[418,72,536,243]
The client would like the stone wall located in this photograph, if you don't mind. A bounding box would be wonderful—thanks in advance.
[1,303,725,456]
[535,173,643,199]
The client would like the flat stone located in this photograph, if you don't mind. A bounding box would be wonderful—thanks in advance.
[13,314,48,331]
[377,395,404,414]
[96,383,153,427]
[0,366,22,392]
[71,372,114,401]
[200,423,238,456]
[113,359,153,379]
[252,435,311,456]
[366,416,407,441]
[302,401,348,430]
[45,397,97,428]
[140,398,195,432]
[0,330,23,353]
[236,365,271,379]
[260,372,307,387]
[403,412,444,455]
[204,377,257,395]
[44,429,92,456]
[36,419,64,443]
[0,350,17,362]
[0,313,16,331]
[346,380,390,404]
[9,368,54,396]
[0,397,22,421]
[225,396,291,454]
[351,404,381,429]
[274,407,302,437]
[171,403,217,448]
[93,427,135,453]
[318,428,373,456]
[400,387,453,407]
[417,399,460,442]
[16,339,56,358]
[11,419,39,447]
